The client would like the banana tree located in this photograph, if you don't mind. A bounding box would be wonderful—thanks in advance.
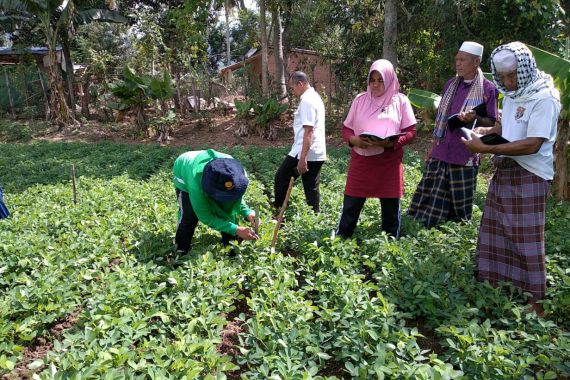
[408,88,441,130]
[61,7,127,120]
[529,45,570,201]
[0,0,72,126]
[408,88,441,110]
[0,0,125,127]
[109,66,174,130]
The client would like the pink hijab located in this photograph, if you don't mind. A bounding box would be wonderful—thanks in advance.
[364,59,400,115]
[344,59,406,156]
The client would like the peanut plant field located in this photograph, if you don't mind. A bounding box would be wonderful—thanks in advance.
[0,142,569,379]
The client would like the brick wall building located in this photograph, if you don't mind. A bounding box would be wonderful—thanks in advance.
[220,47,337,97]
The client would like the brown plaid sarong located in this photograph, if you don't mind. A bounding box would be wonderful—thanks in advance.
[492,156,519,169]
[476,159,550,301]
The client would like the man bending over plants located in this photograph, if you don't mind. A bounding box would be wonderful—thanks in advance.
[173,149,258,254]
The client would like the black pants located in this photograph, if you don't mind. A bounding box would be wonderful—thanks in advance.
[175,189,234,252]
[274,155,324,212]
[336,195,401,238]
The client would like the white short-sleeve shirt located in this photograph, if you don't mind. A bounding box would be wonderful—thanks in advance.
[501,96,560,180]
[288,87,327,161]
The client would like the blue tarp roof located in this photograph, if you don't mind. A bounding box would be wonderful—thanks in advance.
[0,47,63,55]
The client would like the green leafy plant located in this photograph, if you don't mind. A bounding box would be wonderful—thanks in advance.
[234,97,287,139]
[109,67,174,129]
[253,97,288,127]
[408,88,441,111]
[408,88,441,131]
[234,99,255,120]
[149,110,177,144]
[528,45,570,114]
[0,141,568,379]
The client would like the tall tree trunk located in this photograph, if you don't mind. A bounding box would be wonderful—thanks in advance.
[259,0,269,96]
[554,118,570,200]
[281,0,293,77]
[46,43,74,127]
[3,68,15,117]
[61,34,77,120]
[80,77,90,119]
[173,70,182,114]
[225,0,232,66]
[383,0,398,68]
[37,65,50,120]
[272,6,286,99]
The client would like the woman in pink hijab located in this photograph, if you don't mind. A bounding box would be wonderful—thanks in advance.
[336,59,417,239]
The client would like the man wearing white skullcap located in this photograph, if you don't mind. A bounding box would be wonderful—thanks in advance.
[408,41,499,229]
[463,41,561,315]
[459,41,484,57]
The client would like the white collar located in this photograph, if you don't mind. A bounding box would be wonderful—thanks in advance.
[300,86,314,100]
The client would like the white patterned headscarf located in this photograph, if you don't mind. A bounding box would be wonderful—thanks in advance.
[490,41,560,104]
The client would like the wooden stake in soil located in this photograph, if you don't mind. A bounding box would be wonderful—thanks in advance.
[71,164,77,205]
[254,205,260,235]
[271,176,295,252]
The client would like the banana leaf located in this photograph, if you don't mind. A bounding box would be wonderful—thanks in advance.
[528,45,570,109]
[408,88,441,111]
[149,71,174,101]
[75,9,128,25]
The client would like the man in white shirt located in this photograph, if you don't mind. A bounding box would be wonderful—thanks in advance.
[274,71,326,212]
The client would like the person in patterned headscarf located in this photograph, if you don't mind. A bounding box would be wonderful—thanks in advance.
[463,42,561,315]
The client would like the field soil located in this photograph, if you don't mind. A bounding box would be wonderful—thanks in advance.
[34,111,434,157]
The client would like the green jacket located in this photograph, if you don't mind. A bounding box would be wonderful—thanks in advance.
[173,149,253,236]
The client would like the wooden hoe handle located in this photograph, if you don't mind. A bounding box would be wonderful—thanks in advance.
[271,176,295,250]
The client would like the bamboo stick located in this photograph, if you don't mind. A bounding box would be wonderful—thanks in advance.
[254,205,260,235]
[270,176,295,252]
[71,164,77,205]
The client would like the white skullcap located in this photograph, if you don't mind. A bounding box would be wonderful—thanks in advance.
[459,41,484,57]
[493,49,518,72]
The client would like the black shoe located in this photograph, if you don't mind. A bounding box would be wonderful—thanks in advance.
[174,245,189,254]
[228,248,238,258]
[334,231,349,240]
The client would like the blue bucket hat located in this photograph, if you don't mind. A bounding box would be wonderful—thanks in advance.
[201,158,249,202]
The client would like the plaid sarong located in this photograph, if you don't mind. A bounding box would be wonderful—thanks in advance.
[476,158,549,301]
[408,159,478,228]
